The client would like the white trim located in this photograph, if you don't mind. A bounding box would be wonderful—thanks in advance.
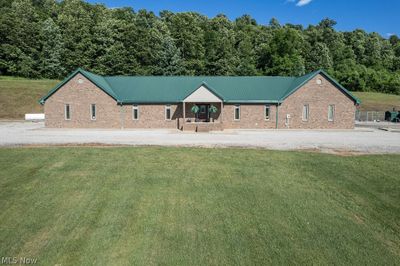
[302,104,309,122]
[328,104,335,122]
[165,105,172,121]
[234,105,240,121]
[132,105,139,120]
[64,104,71,120]
[90,104,96,120]
[264,105,270,121]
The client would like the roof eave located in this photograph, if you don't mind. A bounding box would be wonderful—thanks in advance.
[224,100,281,104]
[121,100,181,104]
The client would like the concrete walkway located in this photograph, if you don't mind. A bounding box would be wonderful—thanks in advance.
[1,121,399,154]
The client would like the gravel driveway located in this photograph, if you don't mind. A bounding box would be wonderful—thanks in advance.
[1,121,399,154]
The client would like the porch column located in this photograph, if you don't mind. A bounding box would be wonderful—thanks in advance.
[221,102,224,123]
[183,102,186,123]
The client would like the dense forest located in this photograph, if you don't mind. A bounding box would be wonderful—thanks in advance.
[1,0,400,94]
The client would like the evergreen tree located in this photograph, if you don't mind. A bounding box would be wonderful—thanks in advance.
[204,14,236,75]
[236,36,257,75]
[154,36,185,75]
[58,0,96,72]
[39,18,65,78]
[165,12,206,74]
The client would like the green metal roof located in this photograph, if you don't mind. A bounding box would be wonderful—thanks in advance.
[39,69,360,105]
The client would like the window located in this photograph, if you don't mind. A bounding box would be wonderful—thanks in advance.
[316,78,322,85]
[132,105,139,120]
[165,105,171,120]
[328,105,335,121]
[65,104,71,120]
[90,104,96,120]
[265,105,270,120]
[234,105,240,121]
[78,78,84,84]
[302,104,309,121]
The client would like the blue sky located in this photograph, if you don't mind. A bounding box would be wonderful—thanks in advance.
[86,0,399,37]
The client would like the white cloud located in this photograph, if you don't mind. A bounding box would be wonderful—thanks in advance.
[386,33,394,37]
[296,0,313,6]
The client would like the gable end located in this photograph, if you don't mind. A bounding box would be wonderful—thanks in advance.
[39,68,118,105]
[183,83,224,102]
[280,70,361,105]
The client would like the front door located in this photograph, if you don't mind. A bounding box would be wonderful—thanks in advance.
[198,104,209,121]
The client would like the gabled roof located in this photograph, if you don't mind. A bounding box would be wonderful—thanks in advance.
[39,68,118,104]
[280,69,361,105]
[39,68,360,105]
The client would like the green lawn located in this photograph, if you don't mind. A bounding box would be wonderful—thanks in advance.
[353,91,400,111]
[0,147,399,265]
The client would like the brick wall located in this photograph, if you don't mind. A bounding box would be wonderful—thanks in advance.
[44,73,355,129]
[44,74,120,128]
[122,104,182,129]
[222,104,277,129]
[277,74,356,129]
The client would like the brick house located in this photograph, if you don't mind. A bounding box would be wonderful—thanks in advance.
[39,68,360,131]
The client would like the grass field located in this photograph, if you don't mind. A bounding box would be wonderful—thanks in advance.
[353,91,400,111]
[0,76,400,119]
[0,147,399,265]
[0,76,58,119]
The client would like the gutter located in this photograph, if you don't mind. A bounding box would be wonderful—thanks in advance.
[224,100,281,104]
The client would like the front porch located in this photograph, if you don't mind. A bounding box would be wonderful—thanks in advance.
[181,102,223,132]
[180,83,224,132]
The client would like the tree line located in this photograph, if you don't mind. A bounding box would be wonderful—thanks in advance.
[1,0,400,94]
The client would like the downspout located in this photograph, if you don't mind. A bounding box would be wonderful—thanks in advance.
[275,103,279,129]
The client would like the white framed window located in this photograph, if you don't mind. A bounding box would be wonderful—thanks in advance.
[65,104,71,120]
[328,105,335,121]
[90,104,96,120]
[234,105,240,121]
[265,105,270,120]
[132,105,139,120]
[316,78,322,85]
[165,105,172,120]
[78,78,84,84]
[302,104,309,121]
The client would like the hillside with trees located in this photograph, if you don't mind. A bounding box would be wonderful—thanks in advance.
[1,0,400,95]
